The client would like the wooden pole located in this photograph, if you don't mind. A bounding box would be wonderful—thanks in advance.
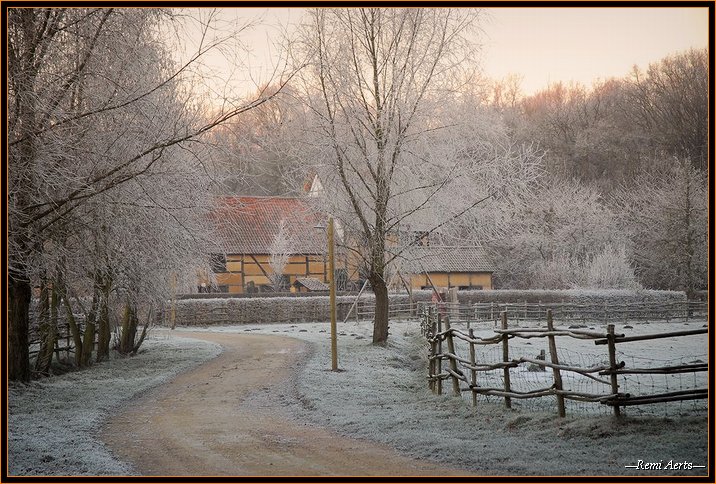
[501,311,512,409]
[328,218,338,371]
[469,328,478,407]
[437,313,443,395]
[546,309,566,417]
[429,336,437,393]
[443,316,461,396]
[607,323,621,417]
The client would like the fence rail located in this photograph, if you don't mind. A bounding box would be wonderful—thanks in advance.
[423,305,708,418]
[28,319,93,360]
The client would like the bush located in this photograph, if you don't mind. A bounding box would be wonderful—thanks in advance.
[172,288,687,326]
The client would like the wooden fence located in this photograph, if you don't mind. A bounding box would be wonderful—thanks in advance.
[424,307,708,418]
[28,320,94,361]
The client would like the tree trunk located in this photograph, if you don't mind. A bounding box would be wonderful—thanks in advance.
[132,306,152,355]
[371,275,390,344]
[96,278,112,362]
[119,301,139,355]
[62,293,83,367]
[80,321,95,367]
[34,279,56,375]
[8,271,32,381]
[77,285,100,367]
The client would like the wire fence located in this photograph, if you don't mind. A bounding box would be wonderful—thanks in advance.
[421,304,708,419]
[415,300,708,326]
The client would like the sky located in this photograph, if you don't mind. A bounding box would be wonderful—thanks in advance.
[194,6,709,99]
[480,7,709,93]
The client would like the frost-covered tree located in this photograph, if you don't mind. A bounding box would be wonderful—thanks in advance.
[613,159,707,297]
[467,176,636,290]
[8,7,292,380]
[269,220,293,291]
[582,245,640,290]
[286,8,485,343]
[286,8,550,343]
[625,48,708,171]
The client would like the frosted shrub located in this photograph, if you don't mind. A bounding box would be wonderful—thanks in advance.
[531,252,581,289]
[582,245,641,290]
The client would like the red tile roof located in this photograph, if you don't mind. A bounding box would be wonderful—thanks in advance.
[210,196,326,255]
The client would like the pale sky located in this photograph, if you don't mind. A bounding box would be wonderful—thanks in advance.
[200,6,709,97]
[481,7,709,93]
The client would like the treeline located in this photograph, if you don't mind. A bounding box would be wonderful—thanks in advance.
[498,48,707,188]
[479,48,708,296]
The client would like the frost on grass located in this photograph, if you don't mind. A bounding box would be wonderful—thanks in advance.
[10,321,708,477]
[8,334,221,476]
[233,320,708,476]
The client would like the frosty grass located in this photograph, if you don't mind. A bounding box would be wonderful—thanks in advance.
[8,319,708,476]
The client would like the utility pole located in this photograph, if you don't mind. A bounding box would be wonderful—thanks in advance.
[328,218,338,371]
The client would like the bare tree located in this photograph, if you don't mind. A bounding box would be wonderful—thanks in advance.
[625,48,708,171]
[269,220,292,291]
[7,7,295,380]
[289,8,506,343]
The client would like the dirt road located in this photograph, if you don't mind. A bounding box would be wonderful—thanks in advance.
[100,332,471,477]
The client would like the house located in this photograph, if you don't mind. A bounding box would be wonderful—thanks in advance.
[204,196,353,294]
[402,246,495,291]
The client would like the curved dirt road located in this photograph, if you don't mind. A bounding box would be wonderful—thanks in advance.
[101,332,471,477]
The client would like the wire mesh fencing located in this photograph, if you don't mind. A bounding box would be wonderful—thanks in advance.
[422,304,708,419]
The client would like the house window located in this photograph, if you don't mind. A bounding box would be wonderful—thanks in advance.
[459,285,483,291]
[209,253,227,273]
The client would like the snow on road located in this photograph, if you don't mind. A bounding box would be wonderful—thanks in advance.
[8,319,709,477]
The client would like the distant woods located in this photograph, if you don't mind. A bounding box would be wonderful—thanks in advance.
[220,48,707,196]
[501,48,708,187]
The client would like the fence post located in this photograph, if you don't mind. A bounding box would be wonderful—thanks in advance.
[468,328,477,407]
[607,323,621,417]
[437,313,443,396]
[546,309,566,417]
[443,316,461,396]
[66,322,71,361]
[429,327,437,394]
[501,311,512,409]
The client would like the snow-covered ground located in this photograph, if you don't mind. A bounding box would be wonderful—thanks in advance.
[8,335,221,476]
[8,319,709,477]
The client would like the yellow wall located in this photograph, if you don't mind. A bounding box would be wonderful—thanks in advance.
[409,272,492,290]
[205,253,358,294]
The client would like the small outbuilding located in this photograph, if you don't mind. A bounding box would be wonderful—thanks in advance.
[403,246,495,291]
[292,277,330,293]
